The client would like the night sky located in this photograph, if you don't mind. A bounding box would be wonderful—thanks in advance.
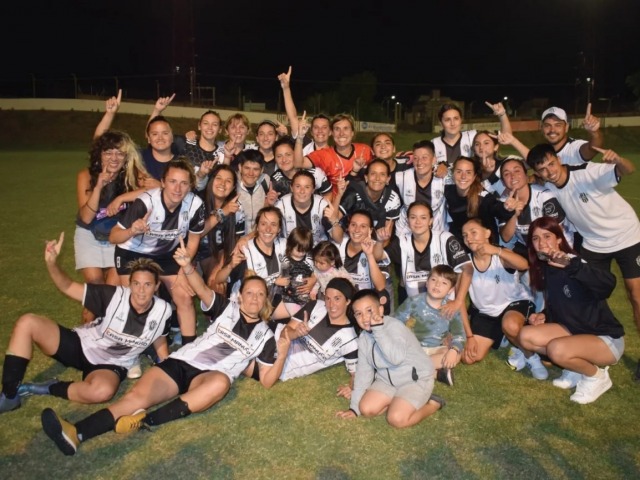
[3,0,640,112]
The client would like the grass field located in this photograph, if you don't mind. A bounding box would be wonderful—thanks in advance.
[1,114,640,479]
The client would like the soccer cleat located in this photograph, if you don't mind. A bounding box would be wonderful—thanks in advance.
[0,393,21,413]
[127,360,143,380]
[114,409,149,434]
[169,329,182,348]
[436,368,454,387]
[18,379,58,397]
[570,367,613,404]
[552,369,582,389]
[525,353,549,380]
[41,408,79,456]
[506,347,525,371]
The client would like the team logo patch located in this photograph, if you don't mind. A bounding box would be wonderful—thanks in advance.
[433,253,443,264]
[149,320,157,330]
[636,256,640,267]
[312,214,320,226]
[543,203,557,216]
[579,193,589,203]
[495,275,501,284]
[533,207,541,217]
[563,285,572,298]
[360,257,368,268]
[449,242,461,253]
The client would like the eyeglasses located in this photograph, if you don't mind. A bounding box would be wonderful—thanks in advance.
[102,149,126,159]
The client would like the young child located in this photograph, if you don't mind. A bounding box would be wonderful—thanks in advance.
[309,241,352,300]
[335,289,444,428]
[278,227,315,316]
[394,265,466,386]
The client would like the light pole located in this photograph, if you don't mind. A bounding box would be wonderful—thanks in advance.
[71,73,77,99]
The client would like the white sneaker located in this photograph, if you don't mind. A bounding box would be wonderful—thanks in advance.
[552,369,582,389]
[127,359,142,379]
[499,336,510,349]
[506,347,525,371]
[525,353,549,380]
[570,367,612,404]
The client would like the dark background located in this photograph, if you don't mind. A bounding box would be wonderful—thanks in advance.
[3,0,639,117]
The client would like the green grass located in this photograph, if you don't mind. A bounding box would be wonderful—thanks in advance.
[1,124,640,479]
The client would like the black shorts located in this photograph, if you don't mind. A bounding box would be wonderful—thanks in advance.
[156,357,207,394]
[580,242,640,279]
[114,246,180,276]
[52,326,127,381]
[469,300,535,349]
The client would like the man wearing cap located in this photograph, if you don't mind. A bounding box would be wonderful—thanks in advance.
[540,104,603,166]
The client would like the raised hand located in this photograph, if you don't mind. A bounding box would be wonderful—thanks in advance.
[323,202,339,223]
[275,120,288,138]
[297,111,309,138]
[503,189,519,212]
[490,131,514,146]
[198,160,215,178]
[278,66,292,89]
[434,163,449,179]
[336,176,349,197]
[582,103,600,132]
[173,236,192,268]
[223,195,241,215]
[44,232,65,264]
[105,89,122,114]
[130,211,151,236]
[361,236,377,255]
[154,93,176,113]
[485,101,506,117]
[265,185,279,206]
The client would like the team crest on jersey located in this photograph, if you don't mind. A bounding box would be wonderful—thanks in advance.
[182,211,189,222]
[360,257,368,268]
[563,285,572,298]
[543,203,557,216]
[312,214,320,225]
[495,275,501,284]
[435,191,442,199]
[433,253,443,264]
[449,242,461,254]
[579,193,589,203]
[636,256,640,267]
[533,206,541,217]
[149,320,157,331]
[406,188,414,197]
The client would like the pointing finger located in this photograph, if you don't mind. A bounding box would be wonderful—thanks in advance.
[585,102,591,118]
[116,89,122,104]
[287,65,292,76]
[179,236,186,250]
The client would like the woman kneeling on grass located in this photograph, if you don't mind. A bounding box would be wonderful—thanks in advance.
[336,289,444,428]
[41,239,291,456]
[518,217,625,404]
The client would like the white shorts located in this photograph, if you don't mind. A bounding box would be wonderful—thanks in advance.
[74,225,115,270]
[598,335,625,363]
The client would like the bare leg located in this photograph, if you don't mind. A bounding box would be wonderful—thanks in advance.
[181,371,231,413]
[7,314,61,358]
[547,335,617,376]
[358,390,392,418]
[386,396,442,429]
[67,370,121,404]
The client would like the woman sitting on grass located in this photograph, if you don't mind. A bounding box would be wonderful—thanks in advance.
[518,216,625,404]
[40,240,291,456]
[336,289,444,428]
[461,218,546,379]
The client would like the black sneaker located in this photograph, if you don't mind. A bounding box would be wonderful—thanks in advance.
[635,360,640,383]
[18,379,58,397]
[436,368,454,386]
[429,394,447,411]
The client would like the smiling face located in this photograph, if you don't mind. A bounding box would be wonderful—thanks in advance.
[199,113,221,142]
[311,117,331,145]
[407,204,433,236]
[256,124,277,151]
[426,273,454,302]
[541,116,569,147]
[453,159,476,194]
[147,120,173,153]
[533,154,567,186]
[314,255,334,273]
[256,211,281,245]
[291,174,314,205]
[211,169,235,200]
[238,278,268,319]
[440,108,462,137]
[161,166,192,210]
[351,295,383,332]
[461,220,491,252]
[129,270,160,312]
[240,160,262,187]
[347,213,373,244]
[332,119,355,148]
[324,287,350,321]
[365,162,390,194]
[413,147,435,177]
[530,227,563,255]
[101,147,127,174]
[226,118,249,145]
[275,143,295,174]
[501,160,528,192]
[372,134,395,161]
